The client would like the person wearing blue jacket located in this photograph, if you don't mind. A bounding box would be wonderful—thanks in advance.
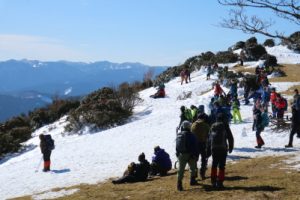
[150,146,172,176]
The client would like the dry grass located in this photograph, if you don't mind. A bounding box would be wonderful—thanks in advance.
[232,64,300,83]
[13,156,300,200]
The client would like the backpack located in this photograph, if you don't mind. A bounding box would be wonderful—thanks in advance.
[283,98,288,111]
[191,120,209,143]
[44,135,55,150]
[176,132,187,153]
[261,112,269,128]
[210,122,227,150]
[296,96,300,110]
[184,109,193,122]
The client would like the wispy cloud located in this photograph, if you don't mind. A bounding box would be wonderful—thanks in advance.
[0,34,91,61]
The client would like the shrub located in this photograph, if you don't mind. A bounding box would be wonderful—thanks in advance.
[260,54,278,67]
[245,44,267,61]
[65,85,141,134]
[231,41,246,50]
[263,39,275,47]
[282,31,300,52]
[9,126,32,143]
[214,51,239,63]
[245,37,258,48]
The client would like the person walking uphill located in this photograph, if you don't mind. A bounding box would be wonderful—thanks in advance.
[39,134,55,172]
[207,114,234,188]
[176,121,199,191]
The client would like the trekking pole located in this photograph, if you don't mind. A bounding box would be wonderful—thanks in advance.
[35,157,43,173]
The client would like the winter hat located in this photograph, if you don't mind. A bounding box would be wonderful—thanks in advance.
[138,152,145,161]
[181,120,191,131]
[180,105,185,112]
[198,105,205,113]
[154,146,160,153]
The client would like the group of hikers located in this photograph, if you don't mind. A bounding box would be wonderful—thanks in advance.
[180,68,191,85]
[38,62,300,193]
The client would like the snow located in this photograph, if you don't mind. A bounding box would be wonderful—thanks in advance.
[234,45,300,65]
[64,87,72,95]
[265,45,300,64]
[1,53,300,199]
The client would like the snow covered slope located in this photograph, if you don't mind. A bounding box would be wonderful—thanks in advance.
[0,68,300,199]
[234,45,300,65]
[265,45,300,64]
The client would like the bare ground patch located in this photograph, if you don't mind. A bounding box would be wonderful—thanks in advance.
[13,156,300,200]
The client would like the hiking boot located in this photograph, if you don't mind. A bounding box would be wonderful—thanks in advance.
[177,181,183,191]
[255,145,261,149]
[285,144,293,148]
[211,177,217,188]
[217,180,224,189]
[190,177,197,186]
[200,169,206,180]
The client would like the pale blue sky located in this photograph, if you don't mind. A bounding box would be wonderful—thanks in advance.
[0,0,298,65]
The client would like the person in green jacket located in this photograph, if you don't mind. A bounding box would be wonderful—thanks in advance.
[232,97,242,123]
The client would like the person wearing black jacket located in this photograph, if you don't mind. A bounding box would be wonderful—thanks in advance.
[176,121,199,191]
[39,134,52,172]
[285,107,300,147]
[112,153,150,184]
[207,114,234,188]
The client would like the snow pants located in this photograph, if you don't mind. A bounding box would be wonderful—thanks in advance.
[211,149,227,182]
[232,108,242,123]
[198,142,208,176]
[177,153,197,182]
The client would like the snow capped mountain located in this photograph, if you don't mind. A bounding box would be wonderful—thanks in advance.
[0,60,167,96]
[0,60,167,122]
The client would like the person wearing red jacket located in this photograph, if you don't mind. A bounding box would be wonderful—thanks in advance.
[214,81,224,97]
[270,88,278,118]
[275,94,286,119]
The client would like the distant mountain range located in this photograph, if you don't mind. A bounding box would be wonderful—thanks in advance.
[0,59,167,122]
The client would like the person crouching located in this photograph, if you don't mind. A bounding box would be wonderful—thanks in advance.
[150,146,172,176]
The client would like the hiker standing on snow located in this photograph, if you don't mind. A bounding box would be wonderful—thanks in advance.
[176,121,199,191]
[39,134,54,172]
[207,113,234,188]
[254,109,266,149]
[286,90,300,147]
[231,96,242,123]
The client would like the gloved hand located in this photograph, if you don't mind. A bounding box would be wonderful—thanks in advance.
[228,148,233,154]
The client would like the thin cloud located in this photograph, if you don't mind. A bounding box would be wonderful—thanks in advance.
[0,34,91,61]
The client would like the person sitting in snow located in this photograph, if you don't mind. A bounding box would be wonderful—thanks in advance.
[112,153,150,184]
[149,146,172,176]
[150,83,165,99]
[213,81,225,98]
